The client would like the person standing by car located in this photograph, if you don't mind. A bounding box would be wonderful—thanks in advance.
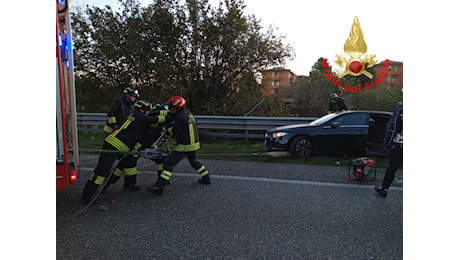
[375,101,403,197]
[147,96,211,196]
[328,93,348,113]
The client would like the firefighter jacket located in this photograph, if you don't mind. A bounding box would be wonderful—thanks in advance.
[105,110,166,152]
[104,95,133,134]
[384,102,403,150]
[137,109,170,149]
[170,108,200,152]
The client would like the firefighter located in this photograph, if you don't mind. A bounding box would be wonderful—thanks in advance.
[328,93,348,113]
[375,101,403,197]
[81,99,167,204]
[147,96,211,196]
[103,104,170,192]
[102,86,140,191]
[104,86,139,135]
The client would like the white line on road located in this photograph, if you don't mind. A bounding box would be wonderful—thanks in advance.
[173,172,403,191]
[81,168,402,191]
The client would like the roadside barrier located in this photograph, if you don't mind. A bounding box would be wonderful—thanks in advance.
[77,113,317,139]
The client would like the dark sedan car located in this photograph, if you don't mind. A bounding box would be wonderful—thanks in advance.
[265,111,392,157]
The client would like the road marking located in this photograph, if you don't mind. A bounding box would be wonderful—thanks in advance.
[174,172,403,191]
[80,167,402,191]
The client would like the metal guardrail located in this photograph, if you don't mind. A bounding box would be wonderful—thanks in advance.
[77,113,317,139]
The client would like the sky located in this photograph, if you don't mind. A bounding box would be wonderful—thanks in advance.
[74,0,404,76]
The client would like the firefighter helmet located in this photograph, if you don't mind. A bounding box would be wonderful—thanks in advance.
[329,93,338,101]
[124,86,139,97]
[134,99,152,112]
[169,96,186,111]
[153,104,168,111]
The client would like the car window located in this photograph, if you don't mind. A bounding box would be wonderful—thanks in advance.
[331,113,368,126]
[309,113,338,126]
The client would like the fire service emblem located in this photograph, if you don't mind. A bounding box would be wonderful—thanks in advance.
[335,17,377,78]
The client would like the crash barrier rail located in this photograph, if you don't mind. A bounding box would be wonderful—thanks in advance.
[77,113,317,139]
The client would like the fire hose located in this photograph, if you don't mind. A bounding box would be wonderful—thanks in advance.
[57,133,170,224]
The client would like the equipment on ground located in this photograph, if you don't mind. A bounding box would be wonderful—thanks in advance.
[139,147,170,160]
[80,129,170,160]
[348,157,376,184]
[79,147,170,160]
[253,151,291,157]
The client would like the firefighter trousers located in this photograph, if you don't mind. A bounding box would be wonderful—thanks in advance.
[382,144,403,189]
[82,142,124,203]
[107,155,138,188]
[157,151,209,187]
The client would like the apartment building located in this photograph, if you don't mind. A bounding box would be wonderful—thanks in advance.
[261,67,297,97]
[373,60,403,88]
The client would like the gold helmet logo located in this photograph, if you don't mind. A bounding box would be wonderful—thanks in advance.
[335,17,376,78]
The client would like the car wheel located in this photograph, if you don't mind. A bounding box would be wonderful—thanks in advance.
[289,136,313,157]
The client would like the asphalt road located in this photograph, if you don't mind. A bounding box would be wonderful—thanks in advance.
[56,155,403,260]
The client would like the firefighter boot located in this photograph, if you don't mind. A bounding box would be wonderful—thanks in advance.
[82,181,99,204]
[157,171,171,185]
[198,174,211,185]
[146,177,169,196]
[123,175,140,192]
[102,175,119,194]
[374,186,388,198]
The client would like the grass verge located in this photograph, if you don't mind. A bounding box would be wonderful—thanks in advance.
[77,131,391,168]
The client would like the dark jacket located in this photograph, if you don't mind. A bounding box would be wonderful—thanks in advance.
[105,110,165,152]
[104,95,133,134]
[384,103,403,149]
[137,108,171,149]
[328,97,348,113]
[170,108,200,152]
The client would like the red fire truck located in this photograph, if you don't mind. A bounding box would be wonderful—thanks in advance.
[56,0,79,191]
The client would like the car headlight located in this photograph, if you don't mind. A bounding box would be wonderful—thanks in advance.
[272,132,287,138]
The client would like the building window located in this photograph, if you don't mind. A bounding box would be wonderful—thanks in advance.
[272,72,275,77]
[271,81,274,86]
[276,80,280,86]
[387,76,397,82]
[276,71,280,77]
[394,66,398,72]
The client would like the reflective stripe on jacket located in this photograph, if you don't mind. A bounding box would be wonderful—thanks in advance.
[105,110,163,152]
[172,109,200,152]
